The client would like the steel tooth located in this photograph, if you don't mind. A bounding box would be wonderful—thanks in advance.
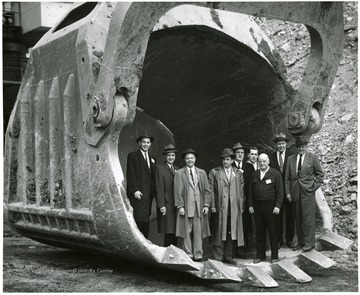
[34,80,46,207]
[160,245,200,271]
[199,259,242,282]
[318,230,354,250]
[271,259,312,283]
[241,265,278,288]
[298,250,336,269]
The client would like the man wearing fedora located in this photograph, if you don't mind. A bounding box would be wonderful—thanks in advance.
[269,132,295,248]
[126,135,157,238]
[174,148,211,262]
[232,142,255,255]
[249,153,283,263]
[208,148,245,264]
[155,144,179,247]
[285,136,324,252]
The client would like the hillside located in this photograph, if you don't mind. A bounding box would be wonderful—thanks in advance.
[254,2,358,267]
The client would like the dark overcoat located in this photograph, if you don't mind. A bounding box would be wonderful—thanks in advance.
[208,166,245,247]
[174,166,211,239]
[155,162,179,234]
[126,149,157,222]
[269,149,292,182]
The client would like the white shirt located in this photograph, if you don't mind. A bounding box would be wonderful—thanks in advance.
[296,153,306,171]
[260,167,269,180]
[235,160,242,169]
[225,167,232,180]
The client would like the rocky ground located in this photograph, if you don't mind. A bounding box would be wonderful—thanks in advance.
[254,1,358,270]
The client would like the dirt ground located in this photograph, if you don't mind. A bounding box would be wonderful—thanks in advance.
[3,229,358,293]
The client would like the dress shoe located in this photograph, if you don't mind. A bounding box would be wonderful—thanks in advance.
[293,244,304,251]
[253,258,266,264]
[271,258,280,263]
[193,258,203,262]
[286,241,294,248]
[223,259,237,265]
[302,245,315,252]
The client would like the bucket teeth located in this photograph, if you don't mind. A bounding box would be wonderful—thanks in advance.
[318,230,354,250]
[161,245,200,271]
[298,250,336,269]
[200,259,242,282]
[242,265,278,288]
[272,260,312,283]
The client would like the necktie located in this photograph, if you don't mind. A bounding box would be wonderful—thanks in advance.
[297,154,303,176]
[171,165,175,174]
[189,169,195,184]
[279,151,284,173]
[145,152,150,168]
[226,169,231,181]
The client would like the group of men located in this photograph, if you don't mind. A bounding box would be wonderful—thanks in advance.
[126,132,324,264]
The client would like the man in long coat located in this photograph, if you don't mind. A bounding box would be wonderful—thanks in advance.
[209,148,244,264]
[126,135,157,238]
[249,153,283,263]
[269,132,295,248]
[174,148,211,262]
[285,136,324,252]
[155,144,179,247]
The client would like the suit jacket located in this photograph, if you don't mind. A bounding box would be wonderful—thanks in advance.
[208,166,244,246]
[174,166,211,239]
[155,162,179,233]
[126,149,157,222]
[285,152,324,201]
[248,168,283,209]
[232,160,255,198]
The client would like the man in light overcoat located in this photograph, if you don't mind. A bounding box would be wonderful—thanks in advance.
[285,136,324,252]
[209,148,245,264]
[174,148,211,262]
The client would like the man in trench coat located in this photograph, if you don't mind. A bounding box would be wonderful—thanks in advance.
[285,136,324,252]
[155,144,179,247]
[126,135,157,238]
[208,148,245,264]
[174,148,211,262]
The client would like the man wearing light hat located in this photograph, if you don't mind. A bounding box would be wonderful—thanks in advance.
[208,148,245,264]
[155,144,179,247]
[269,132,295,248]
[126,135,156,238]
[174,148,211,262]
[285,136,324,252]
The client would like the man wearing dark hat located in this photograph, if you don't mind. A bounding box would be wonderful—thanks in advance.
[155,144,179,247]
[174,148,211,261]
[126,135,156,238]
[249,153,283,263]
[269,132,295,248]
[208,148,245,264]
[232,142,255,255]
[285,136,324,252]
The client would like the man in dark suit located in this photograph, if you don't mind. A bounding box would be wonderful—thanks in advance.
[232,142,255,254]
[174,148,211,262]
[155,144,179,247]
[249,153,283,263]
[285,136,324,252]
[269,132,294,248]
[126,135,157,238]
